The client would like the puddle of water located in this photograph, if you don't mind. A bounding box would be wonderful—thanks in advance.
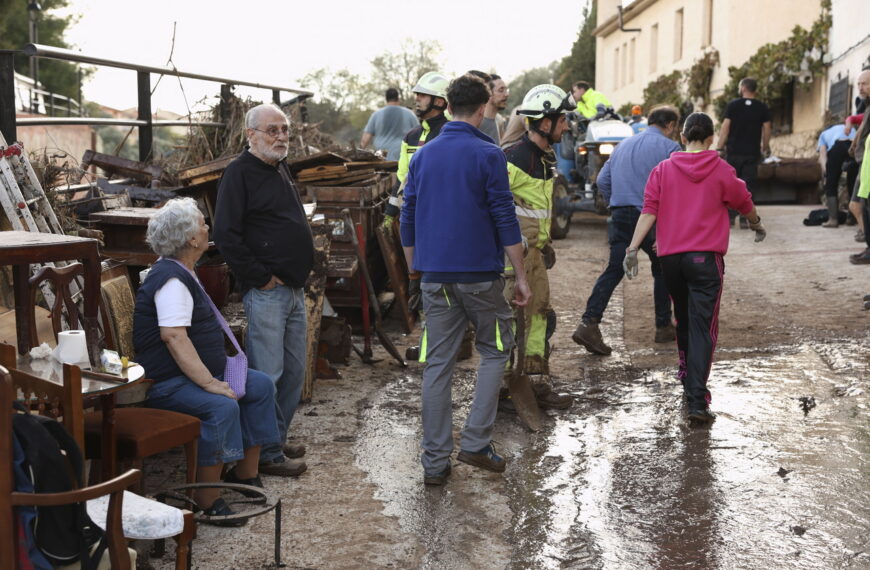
[517,342,869,570]
[351,339,868,570]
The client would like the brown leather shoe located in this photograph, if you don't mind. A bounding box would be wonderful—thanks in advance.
[571,321,612,355]
[282,442,306,458]
[654,323,676,343]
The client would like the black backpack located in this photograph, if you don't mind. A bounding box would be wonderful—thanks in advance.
[12,402,108,569]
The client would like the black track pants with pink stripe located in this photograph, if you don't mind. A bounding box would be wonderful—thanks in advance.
[659,252,724,412]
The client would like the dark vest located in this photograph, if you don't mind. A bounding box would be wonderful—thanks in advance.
[133,259,226,382]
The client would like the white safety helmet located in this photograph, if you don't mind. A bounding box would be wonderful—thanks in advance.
[516,84,574,120]
[412,72,449,99]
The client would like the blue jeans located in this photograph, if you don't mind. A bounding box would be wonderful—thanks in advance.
[583,206,672,327]
[243,285,307,463]
[146,369,279,467]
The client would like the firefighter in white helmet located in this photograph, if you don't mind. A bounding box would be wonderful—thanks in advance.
[384,72,451,311]
[502,84,575,409]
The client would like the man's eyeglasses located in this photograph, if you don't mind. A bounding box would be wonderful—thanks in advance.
[250,125,290,138]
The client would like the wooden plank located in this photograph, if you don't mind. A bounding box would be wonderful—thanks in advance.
[301,229,330,402]
[81,149,162,181]
[345,161,398,171]
[89,207,160,226]
[327,254,358,278]
[376,222,415,333]
[296,164,348,179]
[307,172,375,186]
[176,154,237,185]
[286,151,349,176]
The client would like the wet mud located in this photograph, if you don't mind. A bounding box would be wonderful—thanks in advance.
[146,206,868,569]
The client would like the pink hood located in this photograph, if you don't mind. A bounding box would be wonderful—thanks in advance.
[642,150,755,256]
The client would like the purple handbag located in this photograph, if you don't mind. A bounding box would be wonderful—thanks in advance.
[169,259,247,398]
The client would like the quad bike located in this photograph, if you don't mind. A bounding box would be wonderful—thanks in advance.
[551,111,635,239]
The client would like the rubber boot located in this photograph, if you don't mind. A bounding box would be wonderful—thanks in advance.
[822,196,839,228]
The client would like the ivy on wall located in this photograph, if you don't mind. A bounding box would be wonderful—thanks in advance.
[630,49,720,115]
[642,70,684,111]
[712,0,831,119]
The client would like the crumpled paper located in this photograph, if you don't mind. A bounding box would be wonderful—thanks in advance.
[29,342,52,359]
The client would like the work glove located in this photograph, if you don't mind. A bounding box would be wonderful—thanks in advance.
[382,214,395,229]
[408,273,422,312]
[749,217,767,242]
[623,247,639,279]
[541,243,556,270]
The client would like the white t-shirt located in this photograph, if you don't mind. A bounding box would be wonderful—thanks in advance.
[154,278,194,327]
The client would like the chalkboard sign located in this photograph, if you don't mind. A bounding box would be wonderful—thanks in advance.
[829,77,850,120]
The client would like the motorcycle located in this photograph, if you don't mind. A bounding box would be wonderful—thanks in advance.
[551,111,635,239]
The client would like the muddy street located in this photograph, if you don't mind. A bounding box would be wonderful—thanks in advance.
[149,205,868,570]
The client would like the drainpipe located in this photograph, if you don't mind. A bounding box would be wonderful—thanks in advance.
[617,5,642,33]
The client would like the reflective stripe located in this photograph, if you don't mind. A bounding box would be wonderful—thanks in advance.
[443,288,451,307]
[388,196,401,206]
[419,327,428,363]
[515,205,550,219]
[495,319,504,351]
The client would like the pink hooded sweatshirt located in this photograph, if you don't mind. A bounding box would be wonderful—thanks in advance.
[642,150,755,257]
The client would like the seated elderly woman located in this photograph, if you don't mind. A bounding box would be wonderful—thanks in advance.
[133,197,279,525]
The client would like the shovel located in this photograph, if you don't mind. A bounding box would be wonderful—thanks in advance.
[509,306,541,431]
[342,209,406,367]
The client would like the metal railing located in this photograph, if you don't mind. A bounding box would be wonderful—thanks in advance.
[1,44,314,162]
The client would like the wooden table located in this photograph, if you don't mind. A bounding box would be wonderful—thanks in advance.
[14,353,145,481]
[89,207,160,266]
[0,231,102,366]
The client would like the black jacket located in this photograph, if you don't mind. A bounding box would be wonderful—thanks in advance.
[214,149,314,294]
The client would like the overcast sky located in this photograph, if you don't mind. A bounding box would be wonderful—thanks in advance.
[58,0,590,114]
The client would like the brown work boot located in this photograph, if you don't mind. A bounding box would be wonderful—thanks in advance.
[532,383,573,410]
[258,457,307,477]
[654,323,676,343]
[572,320,612,355]
[524,354,549,375]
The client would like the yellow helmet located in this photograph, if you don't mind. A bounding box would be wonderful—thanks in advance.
[412,72,449,99]
[516,84,574,120]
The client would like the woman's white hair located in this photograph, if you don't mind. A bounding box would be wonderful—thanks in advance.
[146,197,203,258]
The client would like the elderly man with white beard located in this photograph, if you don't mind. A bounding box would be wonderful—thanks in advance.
[214,103,314,478]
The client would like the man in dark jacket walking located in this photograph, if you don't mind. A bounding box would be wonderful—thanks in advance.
[214,103,314,477]
[572,106,680,356]
[401,74,531,485]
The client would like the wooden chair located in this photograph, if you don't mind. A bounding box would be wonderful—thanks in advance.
[25,264,200,492]
[0,341,85,451]
[0,346,196,570]
[0,363,139,570]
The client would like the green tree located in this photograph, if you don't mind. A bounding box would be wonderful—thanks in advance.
[557,0,596,89]
[505,62,561,111]
[0,0,88,100]
[367,39,445,108]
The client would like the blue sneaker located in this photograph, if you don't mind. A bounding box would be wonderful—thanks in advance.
[457,443,506,473]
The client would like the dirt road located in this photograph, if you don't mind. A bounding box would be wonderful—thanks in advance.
[149,205,868,570]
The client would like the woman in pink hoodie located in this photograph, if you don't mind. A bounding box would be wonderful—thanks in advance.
[623,112,767,423]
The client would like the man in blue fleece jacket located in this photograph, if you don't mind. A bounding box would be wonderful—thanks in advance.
[400,73,531,485]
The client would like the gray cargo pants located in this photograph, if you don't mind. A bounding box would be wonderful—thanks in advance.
[419,278,514,475]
